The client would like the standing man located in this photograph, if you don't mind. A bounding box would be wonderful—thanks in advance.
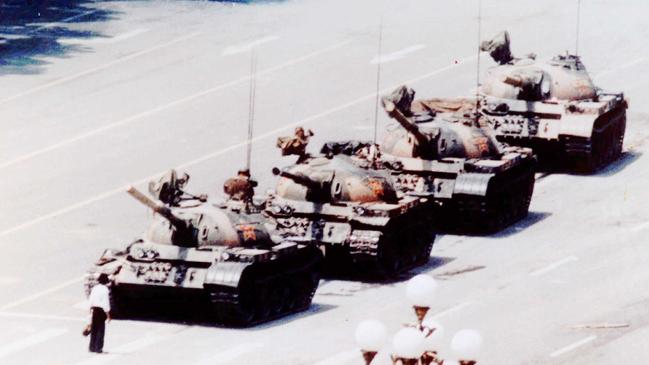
[88,273,111,353]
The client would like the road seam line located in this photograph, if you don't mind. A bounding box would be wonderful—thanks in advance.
[549,335,596,358]
[530,256,578,277]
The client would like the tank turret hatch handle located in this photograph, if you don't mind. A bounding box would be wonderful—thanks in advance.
[382,100,437,159]
[126,186,189,231]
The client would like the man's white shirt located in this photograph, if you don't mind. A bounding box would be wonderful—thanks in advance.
[89,284,111,313]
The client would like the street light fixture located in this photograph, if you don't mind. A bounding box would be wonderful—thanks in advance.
[355,319,388,365]
[355,275,481,365]
[405,274,438,324]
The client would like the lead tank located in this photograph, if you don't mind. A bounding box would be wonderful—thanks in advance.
[479,31,627,172]
[265,156,435,279]
[84,172,322,327]
[323,86,537,233]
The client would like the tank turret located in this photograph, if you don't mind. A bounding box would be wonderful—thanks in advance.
[480,31,627,172]
[266,153,434,278]
[85,172,322,326]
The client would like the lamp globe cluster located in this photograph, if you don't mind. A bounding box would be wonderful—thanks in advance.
[354,275,482,365]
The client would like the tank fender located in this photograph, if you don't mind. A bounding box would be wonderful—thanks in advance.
[559,114,596,138]
[453,173,494,196]
[204,261,252,288]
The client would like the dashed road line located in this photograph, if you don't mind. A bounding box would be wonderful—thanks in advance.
[0,32,202,105]
[0,311,86,322]
[0,54,475,240]
[0,328,68,359]
[371,44,426,64]
[223,35,279,56]
[549,335,596,358]
[0,276,83,311]
[430,301,472,319]
[530,256,578,277]
[74,331,173,365]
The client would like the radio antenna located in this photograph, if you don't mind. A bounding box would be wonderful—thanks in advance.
[474,0,482,124]
[245,48,257,172]
[372,17,384,145]
[575,0,581,56]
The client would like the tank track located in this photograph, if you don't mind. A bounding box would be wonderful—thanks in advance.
[562,107,626,173]
[440,160,536,234]
[93,246,322,326]
[207,246,322,327]
[348,205,436,279]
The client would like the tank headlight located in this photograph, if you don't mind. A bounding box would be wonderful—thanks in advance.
[221,252,230,261]
[281,205,293,214]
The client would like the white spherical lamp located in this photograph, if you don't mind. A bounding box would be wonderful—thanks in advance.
[451,329,483,361]
[406,275,437,306]
[355,320,388,352]
[392,327,425,360]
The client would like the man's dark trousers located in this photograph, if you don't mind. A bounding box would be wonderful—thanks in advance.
[89,307,107,353]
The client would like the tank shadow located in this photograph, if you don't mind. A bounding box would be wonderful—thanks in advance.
[0,0,115,75]
[320,255,454,284]
[585,151,641,178]
[433,211,551,237]
[485,211,552,238]
[111,302,336,329]
[534,151,640,176]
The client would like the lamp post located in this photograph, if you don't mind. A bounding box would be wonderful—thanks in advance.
[355,319,388,365]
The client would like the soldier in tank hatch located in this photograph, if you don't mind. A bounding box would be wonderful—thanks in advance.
[223,168,257,204]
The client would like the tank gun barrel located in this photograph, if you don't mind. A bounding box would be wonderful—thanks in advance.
[382,100,430,148]
[126,186,188,231]
[271,168,323,192]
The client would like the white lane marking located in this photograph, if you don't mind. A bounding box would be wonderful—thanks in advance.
[58,10,99,24]
[0,39,351,171]
[631,221,649,232]
[74,331,172,365]
[193,343,264,365]
[0,328,68,359]
[0,277,82,311]
[30,10,98,31]
[0,54,475,239]
[371,44,426,64]
[0,311,86,322]
[430,301,472,319]
[0,32,202,105]
[222,35,279,56]
[530,256,578,277]
[549,335,597,358]
[313,349,360,365]
[59,28,150,45]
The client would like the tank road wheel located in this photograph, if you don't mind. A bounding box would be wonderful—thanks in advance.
[253,281,272,320]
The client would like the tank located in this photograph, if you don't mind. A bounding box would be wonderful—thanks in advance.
[264,157,436,278]
[84,172,323,327]
[323,86,537,233]
[479,31,627,172]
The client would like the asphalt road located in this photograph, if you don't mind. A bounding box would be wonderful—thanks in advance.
[1,0,649,364]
